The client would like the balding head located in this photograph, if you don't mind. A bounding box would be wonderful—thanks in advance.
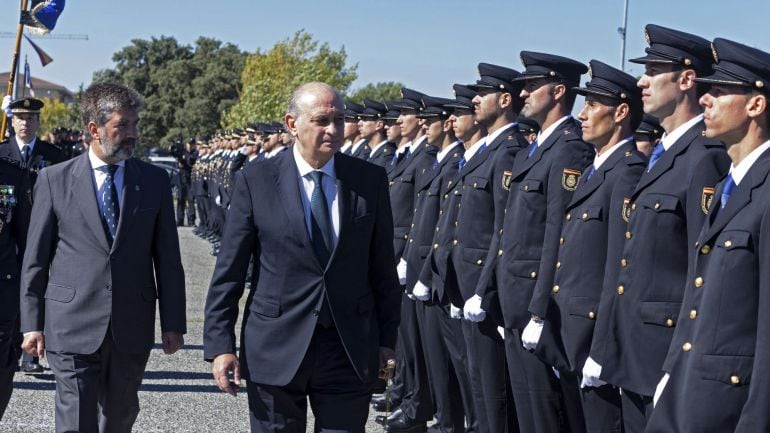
[285,82,345,168]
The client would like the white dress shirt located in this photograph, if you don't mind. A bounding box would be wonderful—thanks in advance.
[729,139,770,185]
[293,145,340,247]
[659,114,704,151]
[88,147,125,217]
[15,135,36,155]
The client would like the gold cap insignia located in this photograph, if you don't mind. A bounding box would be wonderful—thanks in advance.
[757,80,765,89]
[23,100,30,108]
[684,58,692,66]
[587,64,593,78]
[711,43,719,63]
[549,71,556,77]
[645,29,651,45]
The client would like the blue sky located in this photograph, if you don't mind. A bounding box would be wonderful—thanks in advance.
[2,0,769,99]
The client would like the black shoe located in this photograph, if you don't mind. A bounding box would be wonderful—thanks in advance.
[372,394,400,412]
[385,410,427,433]
[375,407,403,426]
[21,362,44,374]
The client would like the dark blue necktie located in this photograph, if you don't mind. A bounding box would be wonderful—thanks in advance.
[647,142,665,172]
[98,165,120,242]
[527,139,539,158]
[308,171,334,327]
[432,159,439,170]
[21,144,30,164]
[720,174,736,209]
[585,165,597,181]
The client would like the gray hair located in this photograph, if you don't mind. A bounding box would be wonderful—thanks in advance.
[80,82,144,132]
[287,82,342,119]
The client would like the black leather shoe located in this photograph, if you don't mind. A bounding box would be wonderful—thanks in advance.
[375,407,402,426]
[21,362,44,374]
[385,410,427,433]
[372,394,400,412]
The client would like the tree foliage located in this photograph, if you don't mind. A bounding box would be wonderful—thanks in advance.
[39,97,79,135]
[224,30,358,128]
[348,81,404,104]
[92,36,246,150]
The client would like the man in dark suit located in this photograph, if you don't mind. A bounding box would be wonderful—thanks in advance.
[204,82,400,433]
[646,37,770,433]
[19,83,187,433]
[0,157,31,420]
[1,97,65,373]
[530,60,647,433]
[586,25,730,433]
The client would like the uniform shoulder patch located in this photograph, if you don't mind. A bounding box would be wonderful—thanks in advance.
[702,187,715,215]
[502,170,512,191]
[562,168,581,191]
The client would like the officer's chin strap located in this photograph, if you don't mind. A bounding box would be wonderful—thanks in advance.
[380,359,396,431]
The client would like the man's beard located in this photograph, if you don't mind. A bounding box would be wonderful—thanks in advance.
[98,132,135,161]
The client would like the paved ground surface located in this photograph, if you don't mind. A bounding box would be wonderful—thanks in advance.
[1,227,390,432]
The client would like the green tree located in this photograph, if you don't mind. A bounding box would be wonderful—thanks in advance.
[224,30,358,127]
[348,81,404,104]
[39,97,79,135]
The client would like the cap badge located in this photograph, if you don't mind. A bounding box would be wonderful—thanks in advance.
[684,58,692,66]
[711,43,719,63]
[644,29,651,45]
[587,64,593,78]
[757,81,765,89]
[23,100,30,108]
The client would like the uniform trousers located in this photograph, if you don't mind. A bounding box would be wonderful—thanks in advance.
[0,318,21,420]
[394,293,433,422]
[620,389,652,433]
[46,328,151,433]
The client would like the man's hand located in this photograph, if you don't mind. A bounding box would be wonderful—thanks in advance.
[21,332,45,358]
[463,295,486,322]
[521,318,544,350]
[1,95,11,118]
[161,331,184,355]
[212,353,240,396]
[412,281,430,301]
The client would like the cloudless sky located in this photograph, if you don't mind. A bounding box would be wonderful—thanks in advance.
[2,0,770,99]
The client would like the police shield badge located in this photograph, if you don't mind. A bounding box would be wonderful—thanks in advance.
[622,198,632,222]
[702,187,715,215]
[502,171,512,191]
[562,169,581,191]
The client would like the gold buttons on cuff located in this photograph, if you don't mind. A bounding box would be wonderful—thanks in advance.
[695,277,704,288]
[530,271,537,279]
[588,311,596,320]
[666,318,674,327]
[689,310,697,320]
[617,285,625,295]
[730,375,741,385]
[700,245,711,255]
[552,285,560,294]
[682,342,692,352]
[625,231,632,240]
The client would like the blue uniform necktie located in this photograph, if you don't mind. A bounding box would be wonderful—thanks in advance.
[585,165,597,181]
[647,142,665,172]
[432,159,439,171]
[308,170,333,327]
[527,139,539,158]
[459,142,486,172]
[99,165,120,243]
[21,144,30,164]
[720,174,736,208]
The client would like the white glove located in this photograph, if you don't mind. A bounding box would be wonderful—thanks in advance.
[239,145,249,155]
[450,304,463,319]
[1,95,11,118]
[413,281,430,301]
[463,295,486,322]
[580,356,606,388]
[215,195,221,206]
[406,292,416,301]
[497,326,505,340]
[396,258,407,285]
[521,318,544,350]
[652,373,670,407]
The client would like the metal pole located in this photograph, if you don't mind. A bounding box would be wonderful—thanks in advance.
[619,0,630,71]
[1,0,30,139]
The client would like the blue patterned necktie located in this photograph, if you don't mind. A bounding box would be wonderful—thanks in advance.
[527,139,539,158]
[98,165,120,242]
[647,142,665,172]
[720,173,736,209]
[308,170,334,326]
[585,165,597,181]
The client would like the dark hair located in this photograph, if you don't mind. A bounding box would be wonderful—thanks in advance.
[80,82,143,132]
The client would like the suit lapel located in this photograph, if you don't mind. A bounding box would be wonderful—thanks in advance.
[112,159,141,252]
[71,153,110,252]
[511,119,575,179]
[327,156,352,269]
[633,122,703,195]
[1,137,22,163]
[275,153,314,255]
[568,142,632,206]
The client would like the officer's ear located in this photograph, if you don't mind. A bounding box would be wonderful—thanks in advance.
[678,69,697,92]
[499,92,513,110]
[614,102,631,125]
[747,92,768,127]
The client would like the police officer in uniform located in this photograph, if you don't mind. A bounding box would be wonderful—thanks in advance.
[359,99,396,168]
[586,25,730,433]
[646,37,770,433]
[517,117,540,144]
[531,60,648,433]
[0,157,30,420]
[176,138,197,226]
[634,114,664,157]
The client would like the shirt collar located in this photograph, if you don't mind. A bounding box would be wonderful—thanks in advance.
[463,138,487,162]
[351,138,367,152]
[293,143,335,179]
[368,139,388,156]
[15,135,36,150]
[660,114,704,151]
[535,116,571,146]
[88,147,126,170]
[485,122,517,146]
[593,137,633,170]
[437,141,462,163]
[268,145,286,158]
[730,140,770,185]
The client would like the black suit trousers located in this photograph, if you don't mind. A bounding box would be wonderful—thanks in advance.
[247,325,371,433]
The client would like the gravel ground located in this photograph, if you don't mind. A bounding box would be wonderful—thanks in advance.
[1,227,388,432]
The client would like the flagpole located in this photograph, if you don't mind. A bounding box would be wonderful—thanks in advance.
[1,0,29,139]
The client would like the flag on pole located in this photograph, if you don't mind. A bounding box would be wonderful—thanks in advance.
[23,34,54,67]
[24,56,35,97]
[20,0,66,35]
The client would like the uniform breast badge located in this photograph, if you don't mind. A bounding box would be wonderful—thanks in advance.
[702,187,715,215]
[0,185,17,234]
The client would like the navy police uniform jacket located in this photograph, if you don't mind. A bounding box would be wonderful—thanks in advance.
[591,119,729,396]
[367,141,397,169]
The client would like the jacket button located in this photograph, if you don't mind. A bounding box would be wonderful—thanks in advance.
[452,240,458,246]
[555,262,561,269]
[631,203,637,211]
[498,249,503,256]
[665,318,674,327]
[552,285,560,294]
[409,239,413,243]
[433,244,439,249]
[5,274,10,280]
[654,202,661,210]
[582,212,589,220]
[499,228,503,235]
[566,213,572,221]
[620,258,628,267]
[588,311,596,320]
[524,185,529,191]
[730,375,740,385]
[694,277,704,288]
[617,285,625,295]
[411,223,415,228]
[689,310,697,320]
[682,342,692,352]
[530,271,537,279]
[724,240,733,248]
[700,245,711,255]
[473,182,478,188]
[435,227,440,232]
[444,194,448,199]
[560,237,565,245]
[404,235,408,240]
[625,231,632,240]
[476,260,483,265]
